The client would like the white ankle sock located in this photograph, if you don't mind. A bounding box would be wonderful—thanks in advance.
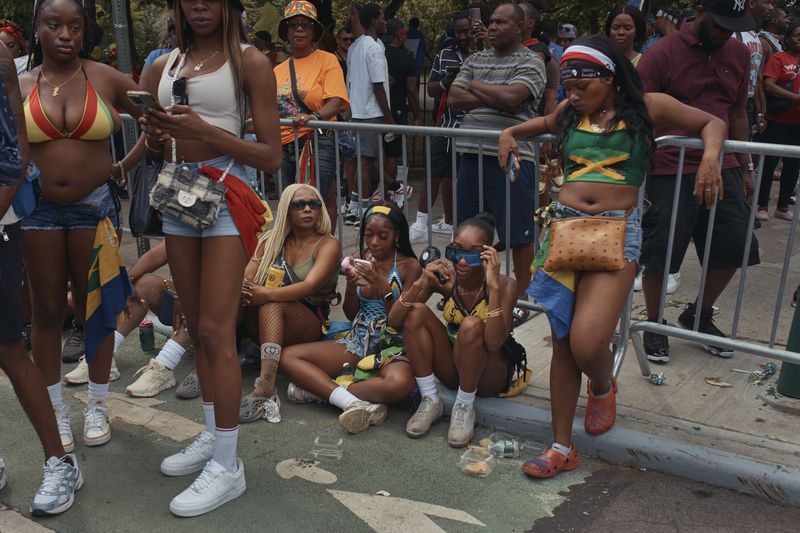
[154,339,185,370]
[261,342,281,363]
[213,426,239,472]
[328,386,360,410]
[47,383,63,410]
[348,194,358,211]
[113,331,125,354]
[88,381,109,404]
[202,402,216,434]
[415,211,429,226]
[551,442,571,456]
[455,387,476,407]
[415,374,439,402]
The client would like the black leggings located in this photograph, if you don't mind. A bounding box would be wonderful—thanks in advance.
[757,121,800,210]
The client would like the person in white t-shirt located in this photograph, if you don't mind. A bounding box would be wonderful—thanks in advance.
[344,3,391,225]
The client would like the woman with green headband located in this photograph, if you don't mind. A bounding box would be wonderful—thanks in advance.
[280,201,422,434]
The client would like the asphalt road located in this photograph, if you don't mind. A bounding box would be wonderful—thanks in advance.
[1,340,799,533]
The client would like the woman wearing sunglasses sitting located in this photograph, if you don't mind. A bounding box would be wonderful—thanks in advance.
[238,184,340,424]
[387,213,527,447]
[280,201,421,434]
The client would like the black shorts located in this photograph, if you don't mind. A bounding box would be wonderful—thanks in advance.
[640,167,760,273]
[456,153,536,246]
[430,136,457,179]
[0,222,23,343]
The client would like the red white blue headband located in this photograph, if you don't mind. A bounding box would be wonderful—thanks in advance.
[560,45,616,79]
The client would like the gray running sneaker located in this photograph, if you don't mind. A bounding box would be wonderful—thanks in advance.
[61,324,85,363]
[405,396,444,438]
[0,456,6,491]
[176,370,202,399]
[447,401,476,448]
[30,454,83,515]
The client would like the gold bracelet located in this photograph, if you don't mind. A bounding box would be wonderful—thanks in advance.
[397,293,414,308]
[486,307,503,319]
[145,137,163,153]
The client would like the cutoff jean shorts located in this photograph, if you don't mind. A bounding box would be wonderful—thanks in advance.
[161,156,247,238]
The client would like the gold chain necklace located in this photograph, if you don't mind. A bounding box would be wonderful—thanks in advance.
[589,108,609,132]
[190,49,221,71]
[40,64,83,97]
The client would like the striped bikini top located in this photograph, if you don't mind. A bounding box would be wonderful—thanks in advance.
[24,71,116,143]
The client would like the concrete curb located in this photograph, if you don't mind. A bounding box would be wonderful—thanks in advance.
[439,389,800,507]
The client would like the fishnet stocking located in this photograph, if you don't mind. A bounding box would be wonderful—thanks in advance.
[252,301,323,397]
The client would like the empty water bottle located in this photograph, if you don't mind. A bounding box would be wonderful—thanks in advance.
[489,439,519,458]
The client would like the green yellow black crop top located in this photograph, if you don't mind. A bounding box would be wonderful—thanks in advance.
[561,117,649,187]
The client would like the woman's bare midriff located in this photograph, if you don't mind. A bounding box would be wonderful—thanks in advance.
[557,181,640,214]
[168,135,236,164]
[32,139,114,205]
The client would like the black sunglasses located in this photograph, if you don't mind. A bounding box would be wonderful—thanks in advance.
[288,20,316,31]
[290,199,323,211]
[341,37,354,42]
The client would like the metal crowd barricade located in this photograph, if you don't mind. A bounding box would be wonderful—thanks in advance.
[623,136,800,378]
[118,115,800,379]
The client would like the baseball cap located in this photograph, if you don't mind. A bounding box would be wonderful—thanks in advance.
[382,18,406,43]
[701,0,754,32]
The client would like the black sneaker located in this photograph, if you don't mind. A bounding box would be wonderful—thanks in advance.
[343,212,360,226]
[676,304,734,358]
[644,328,670,364]
[61,323,85,363]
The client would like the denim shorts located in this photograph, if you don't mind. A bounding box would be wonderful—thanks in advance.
[161,156,247,239]
[556,201,642,263]
[22,182,120,231]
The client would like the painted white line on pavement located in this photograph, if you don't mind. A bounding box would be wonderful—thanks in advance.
[74,391,203,442]
[328,490,486,531]
[276,459,337,484]
[0,505,53,533]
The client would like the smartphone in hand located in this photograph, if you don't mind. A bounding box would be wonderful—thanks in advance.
[127,91,164,113]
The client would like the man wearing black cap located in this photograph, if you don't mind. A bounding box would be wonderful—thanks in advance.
[637,0,760,365]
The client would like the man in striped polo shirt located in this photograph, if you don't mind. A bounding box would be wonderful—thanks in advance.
[448,3,545,326]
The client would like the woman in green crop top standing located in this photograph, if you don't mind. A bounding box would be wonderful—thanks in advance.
[238,183,340,424]
[498,36,727,479]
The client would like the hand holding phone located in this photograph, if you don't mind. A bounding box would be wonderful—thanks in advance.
[469,7,482,25]
[507,153,520,183]
[127,91,164,113]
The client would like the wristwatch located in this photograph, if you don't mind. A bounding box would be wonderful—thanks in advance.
[383,291,395,303]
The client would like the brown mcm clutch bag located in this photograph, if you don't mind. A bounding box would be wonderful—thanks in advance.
[544,216,627,272]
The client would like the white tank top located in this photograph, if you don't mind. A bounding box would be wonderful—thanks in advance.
[157,46,250,136]
[735,31,763,99]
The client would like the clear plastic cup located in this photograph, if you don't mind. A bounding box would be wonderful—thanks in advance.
[460,447,496,477]
[310,436,343,461]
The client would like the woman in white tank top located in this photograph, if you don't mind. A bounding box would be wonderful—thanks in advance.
[138,0,281,518]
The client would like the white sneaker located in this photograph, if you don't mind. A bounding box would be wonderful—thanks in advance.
[633,271,643,292]
[83,401,110,446]
[666,272,681,295]
[338,400,387,434]
[55,405,74,453]
[161,431,215,477]
[409,221,428,244]
[447,401,476,448]
[64,356,120,385]
[0,456,6,491]
[431,218,453,235]
[169,458,246,517]
[30,454,83,516]
[126,359,177,398]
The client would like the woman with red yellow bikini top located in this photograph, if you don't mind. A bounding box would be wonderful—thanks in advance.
[17,0,142,456]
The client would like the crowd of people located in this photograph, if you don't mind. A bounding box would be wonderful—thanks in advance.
[0,0,793,522]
